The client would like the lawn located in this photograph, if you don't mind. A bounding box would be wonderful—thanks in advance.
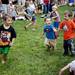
[0,5,75,75]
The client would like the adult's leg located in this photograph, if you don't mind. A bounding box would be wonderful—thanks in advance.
[46,3,49,14]
[43,4,47,14]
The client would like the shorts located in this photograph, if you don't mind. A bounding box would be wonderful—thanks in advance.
[44,38,56,46]
[0,46,10,55]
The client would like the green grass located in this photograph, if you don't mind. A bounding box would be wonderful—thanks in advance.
[0,5,75,75]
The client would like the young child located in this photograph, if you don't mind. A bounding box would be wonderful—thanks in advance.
[59,60,75,75]
[59,11,75,56]
[27,0,36,17]
[7,1,17,20]
[24,13,36,30]
[0,14,16,64]
[51,4,60,29]
[43,17,57,51]
[15,5,25,20]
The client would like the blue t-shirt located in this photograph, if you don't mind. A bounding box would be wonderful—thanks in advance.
[44,24,55,39]
[69,0,74,3]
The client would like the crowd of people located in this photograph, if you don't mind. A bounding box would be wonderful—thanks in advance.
[0,0,70,21]
[0,0,75,75]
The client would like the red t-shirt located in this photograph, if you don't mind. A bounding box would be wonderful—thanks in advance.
[59,19,75,40]
[43,0,49,5]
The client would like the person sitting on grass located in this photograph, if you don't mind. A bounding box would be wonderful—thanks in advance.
[15,5,26,20]
[24,13,37,31]
[59,11,75,56]
[51,4,60,29]
[0,14,16,64]
[59,60,75,75]
[42,17,57,51]
[7,1,17,20]
[26,0,36,17]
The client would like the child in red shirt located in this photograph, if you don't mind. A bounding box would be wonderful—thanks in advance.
[59,11,75,56]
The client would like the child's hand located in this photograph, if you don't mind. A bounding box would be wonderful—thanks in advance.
[9,42,13,47]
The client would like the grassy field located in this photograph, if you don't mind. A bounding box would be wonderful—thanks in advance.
[0,5,75,75]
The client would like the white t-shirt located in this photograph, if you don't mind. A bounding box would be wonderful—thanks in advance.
[38,0,44,4]
[69,60,75,73]
[27,4,35,12]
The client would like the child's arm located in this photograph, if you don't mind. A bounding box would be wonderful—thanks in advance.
[53,27,57,32]
[59,64,70,75]
[58,21,64,31]
[12,38,16,44]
